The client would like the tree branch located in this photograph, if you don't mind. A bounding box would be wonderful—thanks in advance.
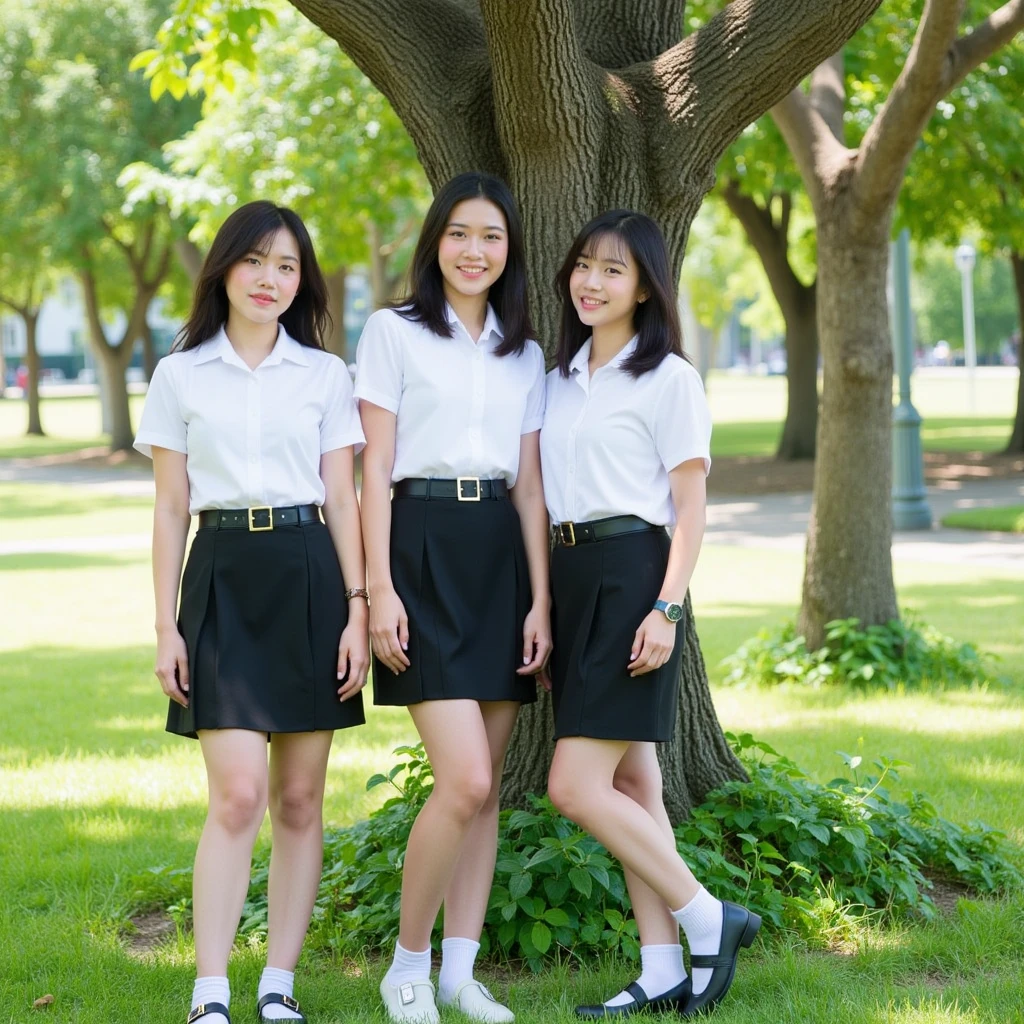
[852,0,1023,220]
[572,0,681,67]
[290,0,496,182]
[770,89,852,212]
[634,0,880,197]
[809,52,846,144]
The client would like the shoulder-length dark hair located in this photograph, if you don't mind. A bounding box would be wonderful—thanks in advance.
[173,201,330,352]
[391,171,533,357]
[554,210,684,378]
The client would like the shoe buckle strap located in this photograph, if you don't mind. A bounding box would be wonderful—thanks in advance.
[399,983,416,1005]
[187,1007,206,1024]
[689,954,733,968]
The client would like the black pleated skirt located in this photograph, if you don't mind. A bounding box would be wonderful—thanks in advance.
[169,518,365,738]
[373,494,536,706]
[549,528,682,742]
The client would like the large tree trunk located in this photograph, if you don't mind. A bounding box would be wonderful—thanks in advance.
[24,309,44,436]
[140,317,157,383]
[797,209,897,651]
[292,0,882,809]
[1005,251,1024,454]
[501,598,746,821]
[776,289,819,460]
[325,266,348,358]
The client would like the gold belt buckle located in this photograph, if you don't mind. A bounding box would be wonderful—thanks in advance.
[559,521,576,546]
[247,506,274,531]
[456,476,481,501]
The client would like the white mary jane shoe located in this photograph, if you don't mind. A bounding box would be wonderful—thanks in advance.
[379,977,440,1024]
[439,979,514,1023]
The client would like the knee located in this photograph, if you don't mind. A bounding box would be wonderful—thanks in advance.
[270,781,323,832]
[614,762,663,808]
[547,766,585,824]
[436,765,492,823]
[210,777,267,835]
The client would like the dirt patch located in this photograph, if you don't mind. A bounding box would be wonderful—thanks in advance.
[125,911,176,956]
[708,450,1024,497]
[924,875,974,916]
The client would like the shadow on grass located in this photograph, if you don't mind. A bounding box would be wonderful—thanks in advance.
[0,488,153,520]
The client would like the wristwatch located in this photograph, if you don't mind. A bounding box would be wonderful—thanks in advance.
[653,599,683,623]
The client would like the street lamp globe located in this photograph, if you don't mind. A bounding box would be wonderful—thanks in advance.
[954,243,976,272]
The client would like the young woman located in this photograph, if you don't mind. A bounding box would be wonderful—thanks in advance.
[355,172,551,1024]
[134,201,369,1024]
[541,211,760,1019]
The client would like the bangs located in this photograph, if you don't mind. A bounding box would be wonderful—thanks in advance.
[579,230,632,268]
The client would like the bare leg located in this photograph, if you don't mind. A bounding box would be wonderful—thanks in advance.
[612,743,679,947]
[547,737,701,909]
[194,729,270,977]
[265,730,335,970]
[441,701,520,940]
[397,700,493,951]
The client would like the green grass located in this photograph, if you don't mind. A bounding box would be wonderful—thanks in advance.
[941,506,1024,534]
[1,479,1023,1022]
[0,393,145,459]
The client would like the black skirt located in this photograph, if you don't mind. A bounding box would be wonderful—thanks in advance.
[549,528,682,742]
[169,518,365,738]
[373,494,536,706]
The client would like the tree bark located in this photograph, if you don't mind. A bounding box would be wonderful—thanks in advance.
[289,0,883,811]
[1005,251,1024,454]
[140,317,157,383]
[501,597,746,822]
[721,184,819,460]
[174,237,205,283]
[23,309,43,436]
[325,266,348,358]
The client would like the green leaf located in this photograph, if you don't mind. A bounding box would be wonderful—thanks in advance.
[531,921,552,954]
[569,867,592,898]
[543,907,571,927]
[508,872,532,900]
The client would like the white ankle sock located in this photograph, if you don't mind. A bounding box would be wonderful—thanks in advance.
[384,941,432,988]
[438,936,480,1003]
[258,966,302,1019]
[191,976,230,1024]
[672,887,724,995]
[605,943,686,1006]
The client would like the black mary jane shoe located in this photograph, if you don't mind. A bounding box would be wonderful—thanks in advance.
[187,1004,231,1024]
[256,993,307,1023]
[682,901,761,1016]
[574,977,692,1018]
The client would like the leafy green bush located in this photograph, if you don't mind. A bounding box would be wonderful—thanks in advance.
[145,738,1021,965]
[722,616,993,690]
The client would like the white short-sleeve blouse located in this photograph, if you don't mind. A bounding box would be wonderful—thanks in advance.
[540,337,712,526]
[133,326,365,514]
[353,304,546,486]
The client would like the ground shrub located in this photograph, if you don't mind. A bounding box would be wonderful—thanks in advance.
[143,737,1020,966]
[722,615,994,690]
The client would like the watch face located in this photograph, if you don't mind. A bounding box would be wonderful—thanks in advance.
[666,603,683,622]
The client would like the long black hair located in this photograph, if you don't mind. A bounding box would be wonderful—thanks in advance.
[173,201,330,352]
[391,171,533,357]
[554,210,684,378]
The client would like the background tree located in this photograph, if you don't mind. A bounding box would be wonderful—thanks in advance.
[2,0,199,451]
[143,0,884,818]
[768,0,1024,650]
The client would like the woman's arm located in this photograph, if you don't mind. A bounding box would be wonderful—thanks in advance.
[510,430,553,675]
[321,445,370,700]
[628,459,707,677]
[151,447,191,706]
[358,400,410,674]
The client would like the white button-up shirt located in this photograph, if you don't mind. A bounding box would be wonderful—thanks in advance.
[353,304,546,485]
[540,337,711,526]
[134,326,365,514]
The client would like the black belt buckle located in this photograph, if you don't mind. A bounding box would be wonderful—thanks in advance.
[247,506,273,532]
[457,476,481,501]
[557,521,576,546]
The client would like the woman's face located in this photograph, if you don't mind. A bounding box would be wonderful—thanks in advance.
[224,228,302,324]
[568,232,647,333]
[437,198,509,300]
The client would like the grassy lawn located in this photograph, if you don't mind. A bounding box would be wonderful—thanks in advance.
[941,506,1024,534]
[1,484,1022,1022]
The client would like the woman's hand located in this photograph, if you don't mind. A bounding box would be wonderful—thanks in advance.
[517,601,553,677]
[155,626,189,707]
[369,586,411,674]
[337,614,370,701]
[628,610,677,677]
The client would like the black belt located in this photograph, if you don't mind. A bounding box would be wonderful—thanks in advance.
[394,477,508,501]
[197,504,321,532]
[552,514,663,546]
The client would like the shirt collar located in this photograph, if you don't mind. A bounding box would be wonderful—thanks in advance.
[445,302,504,346]
[194,325,310,368]
[608,334,639,368]
[568,335,638,375]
